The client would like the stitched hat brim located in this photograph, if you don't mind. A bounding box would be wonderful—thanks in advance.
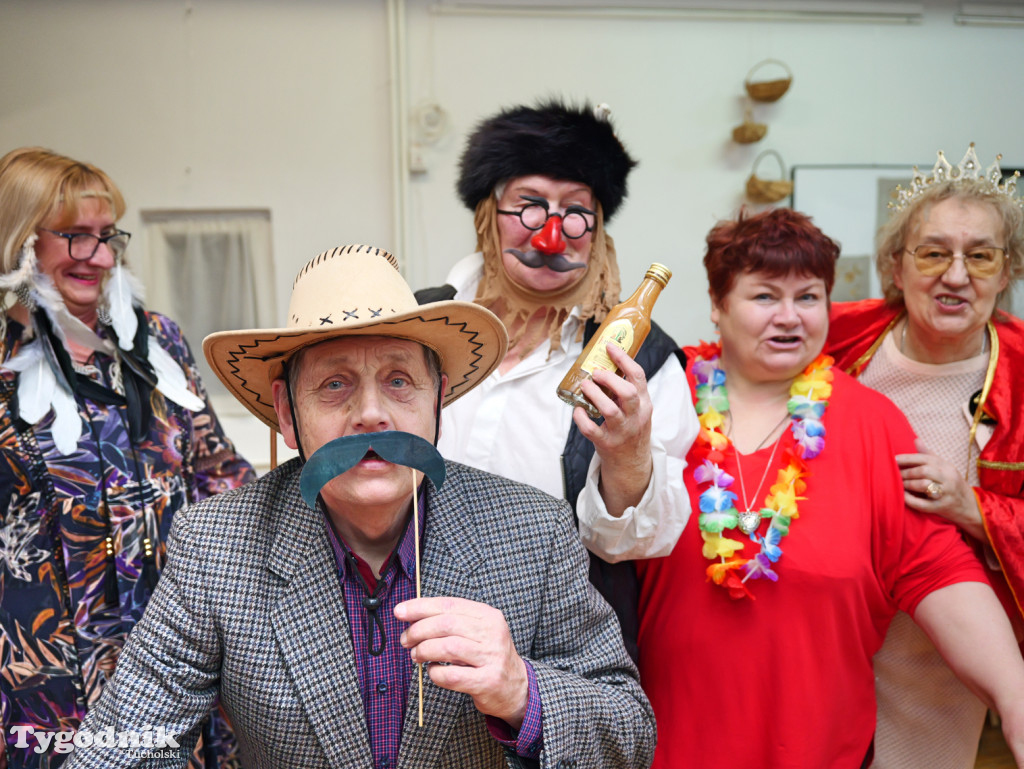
[203,301,507,432]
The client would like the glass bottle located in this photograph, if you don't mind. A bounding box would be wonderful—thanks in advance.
[556,263,672,418]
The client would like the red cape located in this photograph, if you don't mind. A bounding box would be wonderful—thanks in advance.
[828,299,1024,629]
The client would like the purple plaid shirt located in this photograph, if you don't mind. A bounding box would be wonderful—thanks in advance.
[324,490,543,767]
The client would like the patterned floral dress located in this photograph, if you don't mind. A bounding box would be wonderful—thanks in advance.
[0,312,255,768]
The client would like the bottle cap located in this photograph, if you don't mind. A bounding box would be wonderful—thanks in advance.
[645,263,672,287]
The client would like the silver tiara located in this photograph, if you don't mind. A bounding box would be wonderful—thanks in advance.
[891,143,1021,212]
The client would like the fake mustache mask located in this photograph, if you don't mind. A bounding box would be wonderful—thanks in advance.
[505,248,587,273]
[299,430,447,509]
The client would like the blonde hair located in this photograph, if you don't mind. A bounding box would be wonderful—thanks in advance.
[876,179,1024,306]
[0,147,126,274]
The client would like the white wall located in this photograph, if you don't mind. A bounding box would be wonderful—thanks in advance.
[402,0,1024,331]
[2,0,1022,468]
[1,0,395,468]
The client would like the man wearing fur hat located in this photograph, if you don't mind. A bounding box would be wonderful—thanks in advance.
[417,101,697,660]
[65,245,655,769]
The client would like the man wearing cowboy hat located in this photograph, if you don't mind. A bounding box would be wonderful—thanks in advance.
[64,245,655,769]
[417,100,698,661]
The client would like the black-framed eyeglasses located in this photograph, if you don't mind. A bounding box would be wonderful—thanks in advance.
[39,228,131,262]
[497,195,596,240]
[904,244,1006,279]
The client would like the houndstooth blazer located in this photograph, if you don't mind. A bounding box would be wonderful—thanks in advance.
[65,459,655,769]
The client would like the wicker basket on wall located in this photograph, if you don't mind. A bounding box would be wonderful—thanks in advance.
[746,149,793,203]
[732,106,767,143]
[744,59,793,103]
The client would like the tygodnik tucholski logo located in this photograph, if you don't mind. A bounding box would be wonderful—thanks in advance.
[9,724,181,757]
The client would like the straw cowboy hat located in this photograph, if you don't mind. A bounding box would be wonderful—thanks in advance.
[203,244,508,431]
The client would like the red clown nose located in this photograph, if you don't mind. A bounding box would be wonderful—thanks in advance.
[530,215,567,255]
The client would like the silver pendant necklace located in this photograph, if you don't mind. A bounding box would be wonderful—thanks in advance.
[731,412,790,535]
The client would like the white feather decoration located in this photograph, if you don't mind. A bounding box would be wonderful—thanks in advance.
[30,273,112,354]
[3,340,83,455]
[105,263,143,350]
[0,235,39,293]
[4,343,53,423]
[49,384,82,456]
[1,239,111,356]
[147,343,205,412]
[3,242,199,442]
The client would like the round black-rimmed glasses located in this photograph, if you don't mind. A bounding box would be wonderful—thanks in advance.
[497,196,595,240]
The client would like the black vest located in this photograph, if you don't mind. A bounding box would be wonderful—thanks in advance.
[415,284,684,663]
[563,316,682,664]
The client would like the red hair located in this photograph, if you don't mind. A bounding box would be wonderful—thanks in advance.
[703,207,840,305]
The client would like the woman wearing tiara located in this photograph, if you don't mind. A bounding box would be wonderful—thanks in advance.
[579,206,1024,768]
[0,148,254,768]
[828,144,1024,769]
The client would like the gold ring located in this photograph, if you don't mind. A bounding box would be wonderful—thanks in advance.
[926,481,943,500]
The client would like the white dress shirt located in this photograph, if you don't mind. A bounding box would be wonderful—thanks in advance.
[437,253,698,561]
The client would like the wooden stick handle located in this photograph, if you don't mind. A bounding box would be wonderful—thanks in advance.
[413,467,424,727]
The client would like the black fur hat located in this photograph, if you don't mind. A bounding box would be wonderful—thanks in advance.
[456,99,638,222]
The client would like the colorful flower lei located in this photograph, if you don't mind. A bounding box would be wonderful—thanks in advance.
[692,341,833,600]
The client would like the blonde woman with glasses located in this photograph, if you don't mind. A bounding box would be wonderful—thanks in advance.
[0,148,253,768]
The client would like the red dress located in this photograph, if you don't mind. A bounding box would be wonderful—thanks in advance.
[636,363,988,768]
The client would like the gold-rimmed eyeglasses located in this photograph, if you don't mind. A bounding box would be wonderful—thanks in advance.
[904,244,1006,279]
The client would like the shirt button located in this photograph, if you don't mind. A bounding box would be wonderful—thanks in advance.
[376,682,388,694]
[380,759,391,768]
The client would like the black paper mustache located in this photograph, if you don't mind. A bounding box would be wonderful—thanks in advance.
[299,430,447,509]
[505,248,587,272]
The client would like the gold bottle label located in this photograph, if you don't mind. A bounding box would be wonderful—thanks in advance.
[581,320,634,375]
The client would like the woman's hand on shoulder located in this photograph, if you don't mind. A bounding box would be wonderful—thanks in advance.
[896,438,987,543]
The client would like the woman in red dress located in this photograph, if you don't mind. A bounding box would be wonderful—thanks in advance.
[583,207,1024,768]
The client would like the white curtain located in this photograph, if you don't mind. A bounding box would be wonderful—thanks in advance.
[141,212,276,402]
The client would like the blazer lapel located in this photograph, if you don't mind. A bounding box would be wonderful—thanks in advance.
[269,478,373,766]
[398,471,487,765]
